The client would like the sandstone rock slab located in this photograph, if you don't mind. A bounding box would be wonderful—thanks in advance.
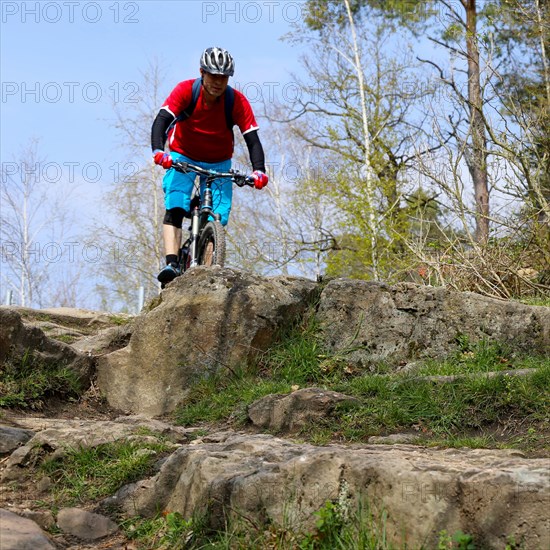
[317,280,550,369]
[0,307,94,386]
[248,387,360,432]
[118,432,550,549]
[97,267,318,416]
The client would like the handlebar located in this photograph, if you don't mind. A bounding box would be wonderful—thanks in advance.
[171,160,254,187]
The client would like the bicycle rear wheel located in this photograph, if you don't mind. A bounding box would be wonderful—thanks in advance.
[197,221,226,267]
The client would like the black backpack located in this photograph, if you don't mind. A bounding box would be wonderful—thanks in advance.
[165,78,235,139]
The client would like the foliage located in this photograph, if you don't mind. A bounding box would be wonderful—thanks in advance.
[438,530,476,550]
[93,61,169,312]
[286,0,550,291]
[123,492,394,549]
[40,438,172,505]
[282,7,444,282]
[0,349,82,409]
[406,231,550,299]
[0,139,82,307]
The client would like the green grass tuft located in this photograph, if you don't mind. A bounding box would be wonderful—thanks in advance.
[40,438,172,505]
[0,349,82,409]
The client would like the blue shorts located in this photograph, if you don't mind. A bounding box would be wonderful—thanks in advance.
[162,152,233,226]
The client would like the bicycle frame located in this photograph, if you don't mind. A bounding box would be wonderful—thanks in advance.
[171,160,253,271]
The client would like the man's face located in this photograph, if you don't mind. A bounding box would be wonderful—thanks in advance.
[201,70,230,98]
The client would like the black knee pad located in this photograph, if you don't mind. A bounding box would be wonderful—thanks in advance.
[163,208,185,228]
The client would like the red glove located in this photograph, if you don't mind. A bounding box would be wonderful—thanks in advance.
[153,149,173,169]
[250,170,268,189]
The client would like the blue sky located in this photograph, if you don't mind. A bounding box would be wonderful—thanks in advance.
[1,1,309,308]
[1,0,305,186]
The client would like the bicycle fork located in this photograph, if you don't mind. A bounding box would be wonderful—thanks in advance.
[184,180,218,270]
[188,206,201,268]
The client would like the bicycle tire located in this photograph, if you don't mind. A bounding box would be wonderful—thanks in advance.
[178,239,191,273]
[197,221,226,267]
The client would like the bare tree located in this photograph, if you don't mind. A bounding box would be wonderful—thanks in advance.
[1,139,78,307]
[93,60,167,311]
[464,0,490,243]
[277,3,442,280]
[228,108,335,279]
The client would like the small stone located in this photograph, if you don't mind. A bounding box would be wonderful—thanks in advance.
[37,476,52,493]
[0,426,35,454]
[57,507,119,540]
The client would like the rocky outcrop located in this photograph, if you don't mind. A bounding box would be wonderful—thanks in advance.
[1,275,549,548]
[0,307,94,387]
[1,406,548,549]
[317,280,550,369]
[3,275,548,418]
[5,305,134,354]
[118,431,549,549]
[97,267,318,416]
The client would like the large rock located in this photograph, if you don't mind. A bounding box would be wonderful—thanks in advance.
[118,432,549,549]
[97,267,318,416]
[0,307,94,386]
[317,280,550,369]
[0,508,55,549]
[248,387,360,432]
[0,426,35,454]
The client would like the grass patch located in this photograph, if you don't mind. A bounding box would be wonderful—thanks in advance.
[175,369,290,426]
[413,337,548,377]
[49,333,80,344]
[123,511,207,550]
[40,438,172,505]
[108,314,133,325]
[174,312,326,426]
[121,495,484,549]
[173,312,550,453]
[0,349,82,409]
[336,364,549,438]
[122,495,398,549]
[514,296,550,307]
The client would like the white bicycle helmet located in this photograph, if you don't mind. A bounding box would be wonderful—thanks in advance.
[200,47,235,76]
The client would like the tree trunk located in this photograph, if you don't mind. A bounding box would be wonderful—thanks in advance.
[465,0,490,243]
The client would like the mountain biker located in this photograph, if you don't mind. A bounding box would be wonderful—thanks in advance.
[151,46,269,285]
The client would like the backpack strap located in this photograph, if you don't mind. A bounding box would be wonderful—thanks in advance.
[224,85,235,131]
[164,78,202,139]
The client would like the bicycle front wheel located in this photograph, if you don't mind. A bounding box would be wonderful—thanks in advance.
[197,221,226,267]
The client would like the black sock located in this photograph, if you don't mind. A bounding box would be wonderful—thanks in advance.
[166,254,178,266]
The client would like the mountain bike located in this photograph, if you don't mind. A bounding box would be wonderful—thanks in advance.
[170,160,254,276]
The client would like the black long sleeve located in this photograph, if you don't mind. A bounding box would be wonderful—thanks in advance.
[243,130,266,172]
[151,109,175,151]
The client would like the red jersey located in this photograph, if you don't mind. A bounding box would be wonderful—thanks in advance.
[161,79,259,163]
